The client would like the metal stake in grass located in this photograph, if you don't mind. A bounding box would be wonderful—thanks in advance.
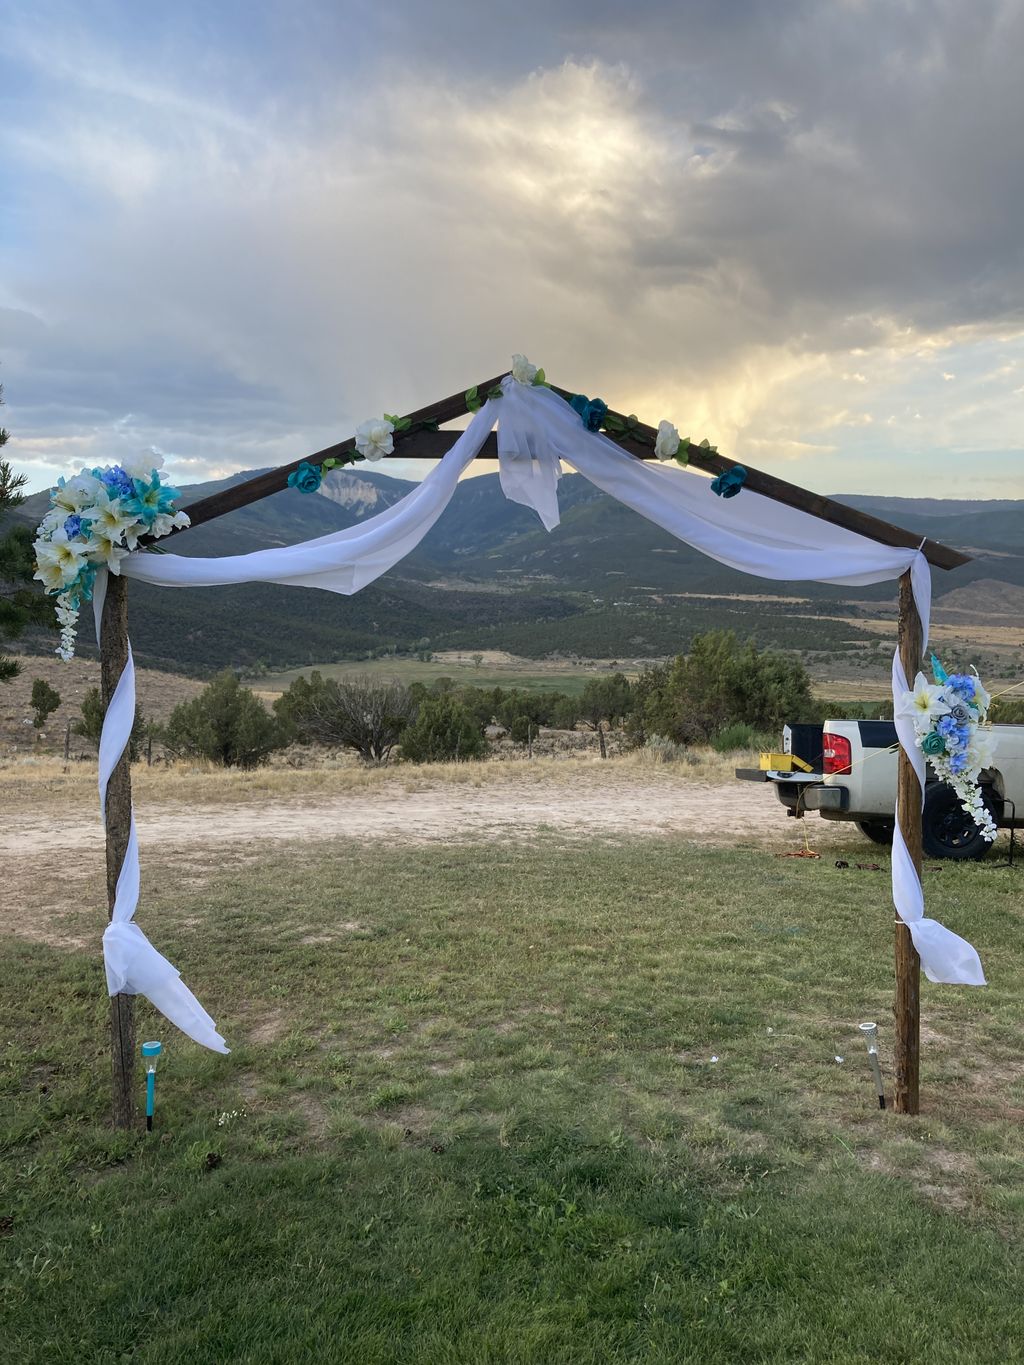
[859,1022,886,1109]
[141,1041,162,1131]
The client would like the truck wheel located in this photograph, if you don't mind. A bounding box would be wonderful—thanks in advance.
[857,820,895,846]
[921,784,995,861]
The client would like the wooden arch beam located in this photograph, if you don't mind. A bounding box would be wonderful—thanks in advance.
[173,373,969,572]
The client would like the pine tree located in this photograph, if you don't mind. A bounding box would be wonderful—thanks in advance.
[0,385,54,682]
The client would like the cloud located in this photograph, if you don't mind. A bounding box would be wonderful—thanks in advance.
[1,0,1023,499]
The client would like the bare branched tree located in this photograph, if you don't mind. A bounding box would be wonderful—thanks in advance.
[276,672,416,765]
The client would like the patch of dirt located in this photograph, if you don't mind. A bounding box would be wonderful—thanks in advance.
[0,652,203,758]
[860,1142,980,1212]
[248,1010,288,1044]
[1,774,850,862]
[293,1091,330,1139]
[298,922,365,945]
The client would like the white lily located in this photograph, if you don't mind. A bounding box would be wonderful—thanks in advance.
[89,523,131,571]
[80,487,138,548]
[33,529,88,592]
[898,672,952,731]
[970,668,991,714]
[149,509,190,538]
[966,728,997,771]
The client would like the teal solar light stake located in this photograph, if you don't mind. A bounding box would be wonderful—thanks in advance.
[141,1041,162,1131]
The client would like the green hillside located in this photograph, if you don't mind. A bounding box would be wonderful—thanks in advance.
[14,468,1022,674]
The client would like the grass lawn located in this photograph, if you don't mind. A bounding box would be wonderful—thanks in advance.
[3,836,1023,1362]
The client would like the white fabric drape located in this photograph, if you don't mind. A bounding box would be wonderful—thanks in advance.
[104,378,982,1052]
[92,575,229,1052]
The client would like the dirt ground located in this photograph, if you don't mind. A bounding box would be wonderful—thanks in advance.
[2,759,860,953]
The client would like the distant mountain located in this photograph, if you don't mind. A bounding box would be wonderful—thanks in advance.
[13,466,1024,674]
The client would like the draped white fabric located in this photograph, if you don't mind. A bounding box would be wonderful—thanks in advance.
[104,377,982,1052]
[92,575,229,1052]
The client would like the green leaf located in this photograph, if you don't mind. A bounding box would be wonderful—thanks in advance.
[488,385,503,400]
[393,416,412,432]
[465,385,478,403]
[533,368,546,386]
[383,413,399,425]
[420,417,439,432]
[603,412,625,433]
[321,457,338,471]
[466,394,481,413]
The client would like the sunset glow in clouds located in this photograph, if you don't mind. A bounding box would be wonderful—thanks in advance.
[1,1,1022,497]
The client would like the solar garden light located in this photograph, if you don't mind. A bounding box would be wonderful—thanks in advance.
[141,1041,162,1132]
[859,1022,886,1110]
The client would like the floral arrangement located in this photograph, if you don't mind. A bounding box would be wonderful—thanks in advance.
[898,655,997,841]
[33,454,188,660]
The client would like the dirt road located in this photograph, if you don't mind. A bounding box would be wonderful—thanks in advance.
[4,773,842,857]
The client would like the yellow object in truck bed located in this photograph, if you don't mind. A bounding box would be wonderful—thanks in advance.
[759,752,813,773]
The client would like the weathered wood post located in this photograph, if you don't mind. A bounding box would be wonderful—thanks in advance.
[100,571,137,1128]
[894,569,923,1114]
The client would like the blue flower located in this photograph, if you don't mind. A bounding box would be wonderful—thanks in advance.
[930,653,948,684]
[937,715,958,737]
[124,472,182,525]
[947,673,976,700]
[98,465,135,499]
[287,461,323,495]
[950,753,968,775]
[62,561,97,608]
[63,514,85,538]
[710,465,748,498]
[569,394,608,432]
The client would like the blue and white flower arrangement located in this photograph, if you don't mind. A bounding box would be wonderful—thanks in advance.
[33,453,189,660]
[898,655,997,841]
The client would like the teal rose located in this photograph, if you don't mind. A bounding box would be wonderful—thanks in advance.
[710,465,748,499]
[921,731,947,757]
[569,393,608,432]
[287,461,322,494]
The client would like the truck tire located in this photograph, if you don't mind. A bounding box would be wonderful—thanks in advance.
[921,783,995,861]
[857,819,895,846]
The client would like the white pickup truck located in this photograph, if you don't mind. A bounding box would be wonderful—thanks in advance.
[737,720,1024,859]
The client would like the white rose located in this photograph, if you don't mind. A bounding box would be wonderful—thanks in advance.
[52,472,102,514]
[510,353,538,386]
[654,420,681,461]
[355,418,395,462]
[122,450,165,479]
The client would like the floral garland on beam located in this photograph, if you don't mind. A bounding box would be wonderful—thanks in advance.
[898,655,997,841]
[33,456,189,660]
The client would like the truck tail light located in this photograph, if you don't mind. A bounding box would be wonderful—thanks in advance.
[823,733,852,775]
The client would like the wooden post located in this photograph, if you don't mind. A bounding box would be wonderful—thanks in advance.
[894,569,923,1115]
[100,572,137,1129]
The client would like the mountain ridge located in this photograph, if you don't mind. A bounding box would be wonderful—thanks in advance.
[12,468,1023,675]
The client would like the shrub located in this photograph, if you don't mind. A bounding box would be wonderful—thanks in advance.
[275,672,415,764]
[30,678,61,729]
[711,722,763,753]
[634,631,814,745]
[400,694,485,763]
[644,735,691,764]
[163,672,282,769]
[73,686,147,761]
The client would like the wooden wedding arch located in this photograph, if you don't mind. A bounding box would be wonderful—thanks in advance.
[100,373,970,1126]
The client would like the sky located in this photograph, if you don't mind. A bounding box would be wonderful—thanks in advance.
[1,0,1023,500]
